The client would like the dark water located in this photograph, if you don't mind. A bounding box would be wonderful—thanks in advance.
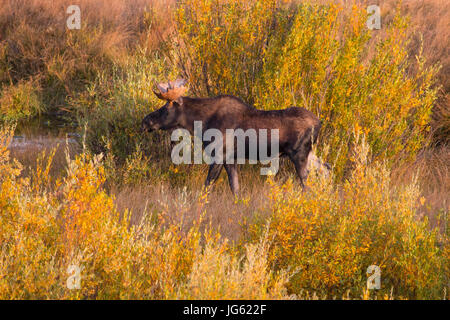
[10,116,80,151]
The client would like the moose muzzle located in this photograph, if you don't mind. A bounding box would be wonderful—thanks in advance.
[141,119,153,133]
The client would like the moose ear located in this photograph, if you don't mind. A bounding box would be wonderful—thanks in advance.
[174,96,183,106]
[166,97,183,108]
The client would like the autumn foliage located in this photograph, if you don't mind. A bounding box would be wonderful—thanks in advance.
[175,0,439,179]
[1,126,447,299]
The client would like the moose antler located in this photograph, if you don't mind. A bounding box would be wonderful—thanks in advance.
[153,78,187,101]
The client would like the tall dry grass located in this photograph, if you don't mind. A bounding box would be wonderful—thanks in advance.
[0,0,174,119]
[382,0,450,145]
[113,173,272,242]
[393,145,449,230]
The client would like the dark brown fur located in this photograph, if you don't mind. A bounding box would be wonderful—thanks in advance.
[142,95,321,194]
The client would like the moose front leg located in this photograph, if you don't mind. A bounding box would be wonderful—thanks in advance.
[204,163,223,190]
[224,164,239,195]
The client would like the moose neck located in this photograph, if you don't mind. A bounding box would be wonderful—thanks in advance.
[179,97,217,135]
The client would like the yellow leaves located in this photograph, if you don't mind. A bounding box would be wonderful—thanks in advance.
[247,138,444,299]
[354,122,362,135]
[419,197,426,206]
[175,0,437,180]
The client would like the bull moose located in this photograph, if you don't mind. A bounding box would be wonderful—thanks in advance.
[142,79,323,194]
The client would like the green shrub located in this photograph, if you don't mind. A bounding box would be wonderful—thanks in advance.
[71,51,176,163]
[0,79,44,121]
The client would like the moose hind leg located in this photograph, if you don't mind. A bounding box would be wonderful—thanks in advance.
[289,152,309,189]
[289,130,314,189]
[204,163,223,190]
[224,164,239,195]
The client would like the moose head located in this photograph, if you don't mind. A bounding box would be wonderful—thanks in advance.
[141,78,187,133]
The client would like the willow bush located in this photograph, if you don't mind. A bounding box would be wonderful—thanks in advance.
[174,0,439,179]
[0,126,289,299]
[0,79,44,121]
[247,134,447,299]
[1,125,446,299]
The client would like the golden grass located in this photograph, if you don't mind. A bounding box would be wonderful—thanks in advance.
[0,0,174,116]
[113,177,271,242]
[393,145,449,231]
